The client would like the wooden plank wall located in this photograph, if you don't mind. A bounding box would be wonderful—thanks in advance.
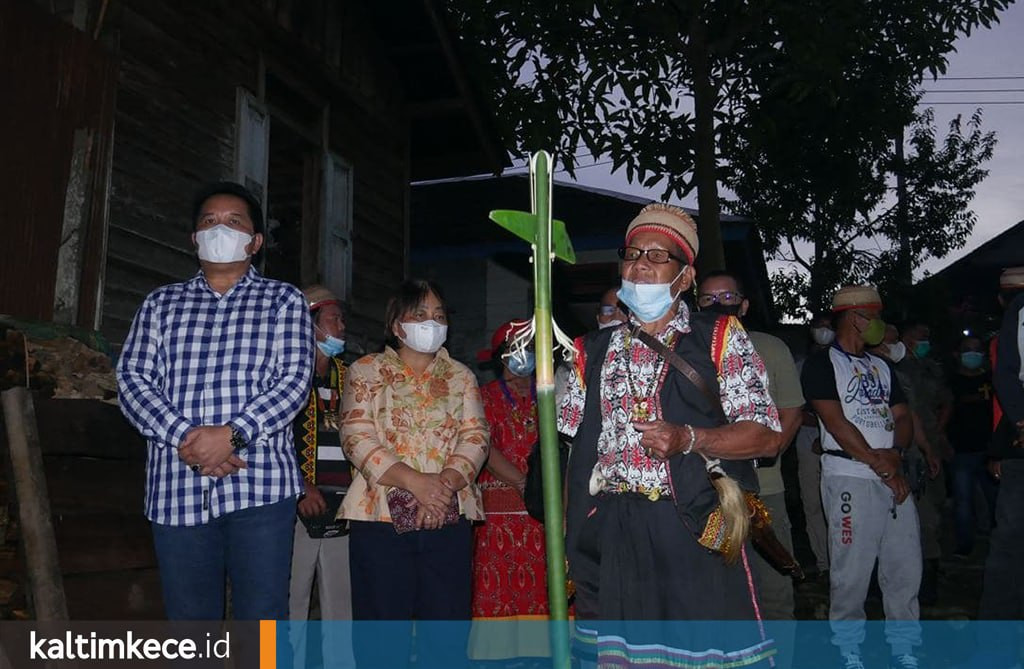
[100,0,411,349]
[0,1,117,325]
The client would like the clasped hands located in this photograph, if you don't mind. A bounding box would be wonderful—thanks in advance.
[177,425,247,478]
[409,470,461,531]
[869,448,910,504]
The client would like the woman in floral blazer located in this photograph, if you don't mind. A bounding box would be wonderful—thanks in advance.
[340,279,488,664]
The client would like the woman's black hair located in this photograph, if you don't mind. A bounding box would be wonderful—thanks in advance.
[383,279,448,349]
[191,181,265,236]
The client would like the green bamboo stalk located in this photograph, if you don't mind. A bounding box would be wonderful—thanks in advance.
[489,150,572,669]
[530,153,570,662]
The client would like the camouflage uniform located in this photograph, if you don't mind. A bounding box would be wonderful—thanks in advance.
[897,356,952,564]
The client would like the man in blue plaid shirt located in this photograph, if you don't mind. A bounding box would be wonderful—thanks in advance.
[117,181,313,620]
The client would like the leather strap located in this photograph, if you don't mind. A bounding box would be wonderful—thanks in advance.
[633,326,727,423]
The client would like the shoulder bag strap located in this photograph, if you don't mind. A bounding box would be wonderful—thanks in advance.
[633,326,727,423]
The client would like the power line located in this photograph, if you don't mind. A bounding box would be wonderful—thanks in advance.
[933,75,1024,80]
[918,100,1024,105]
[921,88,1024,93]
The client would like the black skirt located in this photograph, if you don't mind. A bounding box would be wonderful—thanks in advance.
[571,494,775,668]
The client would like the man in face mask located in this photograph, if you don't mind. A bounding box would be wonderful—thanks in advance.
[696,271,804,665]
[596,287,628,329]
[800,285,920,669]
[288,285,354,669]
[117,181,313,622]
[946,335,997,561]
[557,203,784,667]
[896,320,951,605]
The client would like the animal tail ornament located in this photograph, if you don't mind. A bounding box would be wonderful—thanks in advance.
[703,457,751,564]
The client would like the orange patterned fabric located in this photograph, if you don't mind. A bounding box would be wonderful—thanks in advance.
[338,347,489,522]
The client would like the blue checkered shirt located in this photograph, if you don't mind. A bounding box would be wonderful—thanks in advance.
[117,268,313,526]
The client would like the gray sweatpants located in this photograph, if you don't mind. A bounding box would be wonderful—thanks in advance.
[288,520,355,669]
[822,474,922,656]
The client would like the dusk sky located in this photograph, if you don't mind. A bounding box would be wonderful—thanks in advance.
[535,3,1024,279]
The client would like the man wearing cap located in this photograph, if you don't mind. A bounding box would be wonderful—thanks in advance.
[800,285,919,669]
[117,181,313,621]
[289,285,354,669]
[559,203,783,667]
[980,266,1024,624]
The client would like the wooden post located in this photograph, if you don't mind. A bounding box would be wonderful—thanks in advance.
[1,387,68,621]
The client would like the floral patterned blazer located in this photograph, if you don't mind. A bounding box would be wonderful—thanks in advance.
[339,346,489,522]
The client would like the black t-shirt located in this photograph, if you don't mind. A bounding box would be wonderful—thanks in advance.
[947,370,995,453]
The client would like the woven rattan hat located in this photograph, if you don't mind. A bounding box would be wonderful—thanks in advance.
[302,284,340,312]
[999,267,1024,290]
[625,203,699,265]
[831,285,883,312]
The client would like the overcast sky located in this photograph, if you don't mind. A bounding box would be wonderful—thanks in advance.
[547,4,1024,278]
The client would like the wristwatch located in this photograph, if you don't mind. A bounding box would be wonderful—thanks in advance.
[230,427,248,452]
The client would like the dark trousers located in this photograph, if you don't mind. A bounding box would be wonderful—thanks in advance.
[950,451,999,555]
[980,459,1024,619]
[349,519,472,668]
[151,496,297,620]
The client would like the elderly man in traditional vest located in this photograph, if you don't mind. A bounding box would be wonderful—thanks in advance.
[559,203,783,669]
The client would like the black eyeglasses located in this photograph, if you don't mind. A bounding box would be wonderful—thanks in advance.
[697,291,744,307]
[617,246,685,264]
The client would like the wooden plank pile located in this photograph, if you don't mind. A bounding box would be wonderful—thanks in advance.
[0,326,116,402]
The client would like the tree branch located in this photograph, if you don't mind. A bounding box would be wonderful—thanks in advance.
[788,236,811,272]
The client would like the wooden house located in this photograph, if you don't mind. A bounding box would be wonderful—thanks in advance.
[0,0,505,621]
[0,0,506,350]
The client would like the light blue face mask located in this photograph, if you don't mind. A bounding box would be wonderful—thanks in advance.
[960,351,985,370]
[316,331,345,357]
[616,268,686,323]
[507,351,536,377]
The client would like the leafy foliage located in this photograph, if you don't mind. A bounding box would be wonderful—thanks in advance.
[446,0,1011,315]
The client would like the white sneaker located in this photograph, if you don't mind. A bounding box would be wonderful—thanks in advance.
[890,654,919,669]
[842,653,866,669]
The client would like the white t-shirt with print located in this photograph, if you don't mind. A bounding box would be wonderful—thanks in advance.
[801,346,907,479]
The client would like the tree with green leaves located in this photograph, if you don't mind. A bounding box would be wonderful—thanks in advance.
[728,97,996,319]
[446,0,1011,288]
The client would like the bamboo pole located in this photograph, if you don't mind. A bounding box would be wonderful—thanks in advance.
[2,387,68,621]
[530,154,570,669]
[489,151,574,668]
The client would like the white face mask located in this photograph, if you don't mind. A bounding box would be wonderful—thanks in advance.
[811,326,835,346]
[598,319,624,330]
[196,224,254,263]
[887,341,907,363]
[399,320,447,354]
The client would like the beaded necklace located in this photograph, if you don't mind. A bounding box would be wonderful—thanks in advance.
[624,326,678,421]
[498,377,537,430]
[314,363,341,432]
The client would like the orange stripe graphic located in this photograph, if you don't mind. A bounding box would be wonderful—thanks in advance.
[260,619,276,669]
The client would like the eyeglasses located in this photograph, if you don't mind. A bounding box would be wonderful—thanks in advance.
[697,291,744,308]
[617,246,686,265]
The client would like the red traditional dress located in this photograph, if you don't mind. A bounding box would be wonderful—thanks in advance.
[472,377,548,627]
